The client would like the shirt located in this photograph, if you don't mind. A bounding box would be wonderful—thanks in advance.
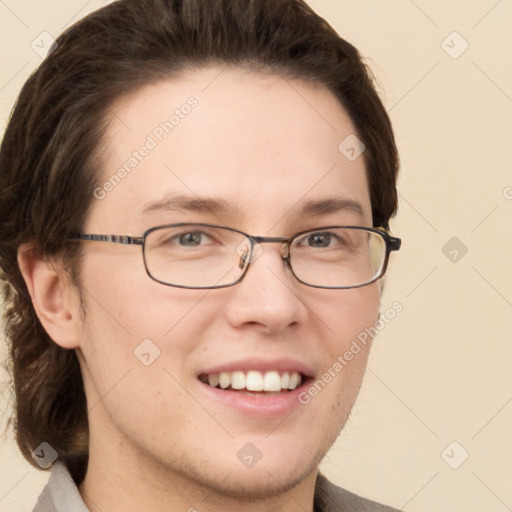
[32,462,402,511]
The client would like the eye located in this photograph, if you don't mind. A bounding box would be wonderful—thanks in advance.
[298,231,342,248]
[179,231,204,246]
[165,230,215,247]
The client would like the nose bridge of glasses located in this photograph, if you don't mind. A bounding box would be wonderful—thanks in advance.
[236,235,289,269]
[252,236,290,259]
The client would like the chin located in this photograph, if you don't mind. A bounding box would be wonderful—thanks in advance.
[165,430,334,503]
[189,456,320,502]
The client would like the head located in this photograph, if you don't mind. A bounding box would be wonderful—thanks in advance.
[0,0,399,499]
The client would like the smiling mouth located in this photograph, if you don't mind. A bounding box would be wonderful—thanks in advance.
[198,370,303,395]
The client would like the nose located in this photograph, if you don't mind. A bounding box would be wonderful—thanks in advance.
[223,242,307,335]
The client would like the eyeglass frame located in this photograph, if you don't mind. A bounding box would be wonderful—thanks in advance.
[68,223,401,290]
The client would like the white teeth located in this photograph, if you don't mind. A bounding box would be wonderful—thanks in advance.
[231,371,246,390]
[263,371,282,392]
[246,370,264,391]
[219,372,230,389]
[288,372,299,390]
[202,370,303,392]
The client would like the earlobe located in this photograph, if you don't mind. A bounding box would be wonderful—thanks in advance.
[17,243,81,349]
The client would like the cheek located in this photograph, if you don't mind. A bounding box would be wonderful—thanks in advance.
[305,285,379,400]
[76,281,207,450]
[76,252,231,402]
[312,283,380,351]
[79,247,219,341]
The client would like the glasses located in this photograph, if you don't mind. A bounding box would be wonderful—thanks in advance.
[69,223,401,289]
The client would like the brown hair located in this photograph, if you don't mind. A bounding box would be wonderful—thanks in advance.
[0,0,399,484]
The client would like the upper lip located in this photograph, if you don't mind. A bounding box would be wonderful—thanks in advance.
[198,358,315,378]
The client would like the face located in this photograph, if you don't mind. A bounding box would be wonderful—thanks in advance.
[74,67,380,499]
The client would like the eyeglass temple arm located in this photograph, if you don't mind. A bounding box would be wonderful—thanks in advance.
[375,227,401,252]
[387,236,401,252]
[69,234,144,245]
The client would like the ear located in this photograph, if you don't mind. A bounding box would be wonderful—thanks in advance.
[17,243,82,349]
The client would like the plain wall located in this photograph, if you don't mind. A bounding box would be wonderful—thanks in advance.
[1,1,511,511]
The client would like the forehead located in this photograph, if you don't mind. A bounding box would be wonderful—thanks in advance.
[89,66,371,232]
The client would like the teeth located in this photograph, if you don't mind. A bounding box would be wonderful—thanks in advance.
[202,370,303,392]
[263,371,282,392]
[288,372,299,390]
[219,372,230,389]
[231,371,246,390]
[246,370,263,391]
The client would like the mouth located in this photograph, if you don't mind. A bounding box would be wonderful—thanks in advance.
[198,370,304,396]
[196,359,315,417]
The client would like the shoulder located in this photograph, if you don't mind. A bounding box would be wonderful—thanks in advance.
[314,473,402,512]
[32,462,89,512]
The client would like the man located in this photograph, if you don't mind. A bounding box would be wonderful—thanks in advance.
[0,0,401,510]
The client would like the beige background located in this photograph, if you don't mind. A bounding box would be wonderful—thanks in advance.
[1,1,511,511]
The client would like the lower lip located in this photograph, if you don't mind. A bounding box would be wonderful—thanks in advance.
[198,379,313,418]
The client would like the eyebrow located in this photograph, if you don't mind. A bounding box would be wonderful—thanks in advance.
[292,197,366,220]
[141,193,366,222]
[141,193,244,217]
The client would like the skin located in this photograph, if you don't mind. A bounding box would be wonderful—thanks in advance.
[20,66,381,512]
